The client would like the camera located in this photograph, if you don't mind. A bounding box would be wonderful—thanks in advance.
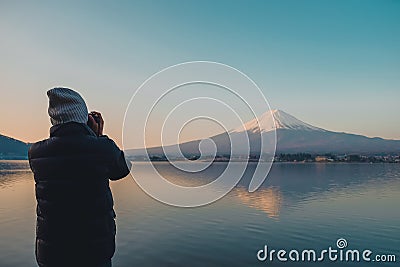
[89,112,101,124]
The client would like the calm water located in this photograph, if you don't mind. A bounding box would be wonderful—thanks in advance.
[0,160,399,267]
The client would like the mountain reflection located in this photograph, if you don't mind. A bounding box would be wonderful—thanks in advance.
[233,186,282,218]
[0,161,31,188]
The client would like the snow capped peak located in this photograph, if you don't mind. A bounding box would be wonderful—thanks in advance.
[231,109,325,133]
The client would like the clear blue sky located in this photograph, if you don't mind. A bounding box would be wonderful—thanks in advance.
[1,0,399,146]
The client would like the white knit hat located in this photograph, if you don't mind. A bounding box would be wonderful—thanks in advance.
[47,87,88,125]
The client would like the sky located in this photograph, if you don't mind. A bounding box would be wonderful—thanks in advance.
[1,0,399,148]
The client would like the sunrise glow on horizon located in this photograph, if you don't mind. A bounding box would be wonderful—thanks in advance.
[1,0,399,148]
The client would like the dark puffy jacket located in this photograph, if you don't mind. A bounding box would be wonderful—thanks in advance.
[28,122,130,267]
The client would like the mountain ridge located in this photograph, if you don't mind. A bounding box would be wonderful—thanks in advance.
[0,134,30,159]
[127,109,400,156]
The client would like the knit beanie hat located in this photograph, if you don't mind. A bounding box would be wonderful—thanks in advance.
[47,87,88,125]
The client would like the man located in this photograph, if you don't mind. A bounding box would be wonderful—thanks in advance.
[29,87,131,267]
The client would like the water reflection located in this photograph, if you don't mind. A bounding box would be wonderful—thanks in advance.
[0,160,32,188]
[233,186,282,218]
[1,161,399,267]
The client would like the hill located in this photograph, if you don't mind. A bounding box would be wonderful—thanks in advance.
[0,134,30,159]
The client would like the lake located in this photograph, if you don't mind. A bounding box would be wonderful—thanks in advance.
[0,160,399,266]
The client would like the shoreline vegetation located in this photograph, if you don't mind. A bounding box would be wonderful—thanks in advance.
[1,150,399,163]
[129,153,400,163]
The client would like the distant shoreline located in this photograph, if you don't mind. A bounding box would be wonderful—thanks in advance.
[128,152,400,163]
[2,152,399,164]
[129,160,399,164]
[1,159,399,165]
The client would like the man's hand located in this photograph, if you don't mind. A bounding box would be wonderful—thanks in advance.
[88,111,104,136]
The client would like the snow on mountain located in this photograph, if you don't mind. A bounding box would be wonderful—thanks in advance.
[231,109,325,133]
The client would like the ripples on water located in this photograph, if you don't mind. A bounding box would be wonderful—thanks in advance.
[0,161,399,266]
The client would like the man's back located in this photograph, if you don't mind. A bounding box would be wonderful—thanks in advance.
[29,121,129,267]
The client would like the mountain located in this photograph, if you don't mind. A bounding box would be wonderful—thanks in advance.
[0,134,30,159]
[231,109,400,154]
[126,109,400,157]
[231,109,325,133]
